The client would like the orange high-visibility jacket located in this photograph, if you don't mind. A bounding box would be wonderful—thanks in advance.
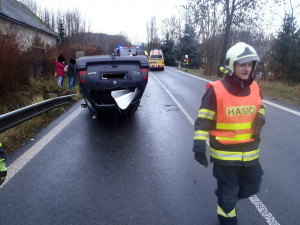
[193,76,266,166]
[204,80,263,165]
[208,80,262,145]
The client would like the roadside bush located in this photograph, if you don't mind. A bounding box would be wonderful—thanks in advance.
[44,35,105,77]
[0,31,32,95]
[0,31,35,113]
[287,72,300,83]
[0,30,77,114]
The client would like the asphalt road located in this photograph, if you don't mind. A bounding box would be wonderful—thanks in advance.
[1,67,300,225]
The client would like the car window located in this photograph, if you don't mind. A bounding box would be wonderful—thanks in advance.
[137,50,145,55]
[120,48,137,55]
[150,55,162,59]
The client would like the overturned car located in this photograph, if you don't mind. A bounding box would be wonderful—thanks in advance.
[76,53,149,117]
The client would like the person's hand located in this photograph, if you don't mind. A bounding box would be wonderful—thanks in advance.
[0,158,7,186]
[252,117,265,139]
[194,152,208,167]
[252,127,262,139]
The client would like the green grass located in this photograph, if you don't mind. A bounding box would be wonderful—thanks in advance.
[257,80,300,106]
[176,67,300,107]
[0,75,81,155]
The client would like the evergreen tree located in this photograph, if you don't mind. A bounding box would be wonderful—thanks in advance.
[271,13,300,82]
[178,24,203,69]
[58,19,65,44]
[161,33,176,66]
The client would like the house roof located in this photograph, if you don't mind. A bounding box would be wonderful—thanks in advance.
[0,0,57,38]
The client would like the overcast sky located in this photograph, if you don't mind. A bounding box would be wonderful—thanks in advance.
[35,0,300,44]
[36,0,186,43]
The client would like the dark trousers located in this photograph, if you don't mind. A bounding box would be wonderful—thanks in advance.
[213,163,263,225]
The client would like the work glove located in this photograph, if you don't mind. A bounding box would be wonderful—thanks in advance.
[252,127,262,139]
[252,117,265,139]
[0,158,7,186]
[194,152,208,167]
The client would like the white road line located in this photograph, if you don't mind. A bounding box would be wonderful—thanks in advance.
[0,107,82,189]
[249,195,280,225]
[168,67,300,117]
[151,73,195,125]
[263,99,300,117]
[152,71,281,225]
[170,67,212,82]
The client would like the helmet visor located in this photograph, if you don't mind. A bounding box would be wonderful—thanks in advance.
[236,55,260,65]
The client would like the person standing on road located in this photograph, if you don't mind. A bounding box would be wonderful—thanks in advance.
[0,142,7,186]
[66,59,76,90]
[193,42,266,225]
[55,54,65,87]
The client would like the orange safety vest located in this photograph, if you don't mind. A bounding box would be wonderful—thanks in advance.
[208,80,262,145]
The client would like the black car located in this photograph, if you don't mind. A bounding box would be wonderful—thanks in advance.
[76,54,149,117]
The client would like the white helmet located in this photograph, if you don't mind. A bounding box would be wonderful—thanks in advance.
[223,42,260,75]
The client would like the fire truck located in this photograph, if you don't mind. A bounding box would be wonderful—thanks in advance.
[149,49,164,70]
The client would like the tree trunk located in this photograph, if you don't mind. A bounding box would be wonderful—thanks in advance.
[218,0,234,76]
[220,22,231,67]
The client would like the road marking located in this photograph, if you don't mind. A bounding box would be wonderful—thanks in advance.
[151,73,195,125]
[0,107,82,189]
[169,67,300,117]
[152,71,281,225]
[263,100,300,117]
[249,195,280,225]
[169,67,211,82]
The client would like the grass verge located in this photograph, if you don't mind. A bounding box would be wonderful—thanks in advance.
[0,75,82,156]
[177,67,300,107]
[257,80,300,106]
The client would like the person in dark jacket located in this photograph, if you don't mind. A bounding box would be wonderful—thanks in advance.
[0,142,7,186]
[193,42,266,225]
[66,59,76,90]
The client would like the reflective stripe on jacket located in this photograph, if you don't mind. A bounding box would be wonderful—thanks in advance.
[0,142,5,159]
[209,80,262,145]
[208,80,262,163]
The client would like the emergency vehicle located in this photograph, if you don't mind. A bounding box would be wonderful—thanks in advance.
[137,49,149,59]
[149,49,164,70]
[115,46,139,56]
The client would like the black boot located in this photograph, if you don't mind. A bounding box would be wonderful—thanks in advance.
[218,215,237,225]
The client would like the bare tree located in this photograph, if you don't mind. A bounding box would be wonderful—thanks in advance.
[187,0,221,75]
[161,15,181,43]
[186,0,281,75]
[217,0,276,70]
[19,0,38,14]
[50,10,56,32]
[146,17,160,52]
[42,8,50,28]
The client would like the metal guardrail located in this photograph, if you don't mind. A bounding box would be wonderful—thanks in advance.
[0,94,76,133]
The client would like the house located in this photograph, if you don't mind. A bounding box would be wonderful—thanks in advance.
[0,0,57,48]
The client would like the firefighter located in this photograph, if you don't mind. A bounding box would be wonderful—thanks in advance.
[183,55,189,67]
[0,142,7,186]
[193,42,266,225]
